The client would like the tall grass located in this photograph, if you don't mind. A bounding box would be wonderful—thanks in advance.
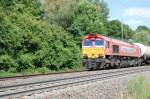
[0,66,85,78]
[125,76,150,99]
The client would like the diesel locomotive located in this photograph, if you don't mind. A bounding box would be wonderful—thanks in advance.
[82,34,150,70]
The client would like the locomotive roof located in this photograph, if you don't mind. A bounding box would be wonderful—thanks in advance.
[84,33,135,46]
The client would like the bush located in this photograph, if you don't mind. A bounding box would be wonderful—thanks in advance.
[37,67,49,74]
[0,55,18,72]
[40,25,81,70]
[0,0,82,73]
[17,54,35,71]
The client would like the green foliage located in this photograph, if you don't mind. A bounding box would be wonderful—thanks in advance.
[68,0,108,37]
[36,67,49,74]
[107,20,122,38]
[34,25,81,70]
[136,25,150,32]
[131,25,150,45]
[0,0,42,17]
[17,54,35,71]
[122,24,134,39]
[42,0,79,29]
[0,55,18,72]
[0,0,81,72]
[22,67,49,74]
[107,20,133,39]
[132,30,150,45]
[0,70,18,77]
[43,0,109,36]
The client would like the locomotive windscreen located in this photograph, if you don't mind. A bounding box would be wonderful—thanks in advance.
[83,39,104,47]
[95,40,104,46]
[84,40,93,46]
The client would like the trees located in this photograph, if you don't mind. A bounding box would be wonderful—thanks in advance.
[69,0,109,36]
[34,25,81,70]
[132,26,150,45]
[136,25,150,32]
[132,30,150,45]
[122,24,134,40]
[0,0,42,72]
[42,0,109,36]
[69,0,107,37]
[107,20,134,40]
[107,20,122,38]
[0,0,81,72]
[41,0,80,29]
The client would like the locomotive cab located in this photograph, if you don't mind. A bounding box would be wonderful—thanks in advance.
[82,34,106,70]
[82,37,105,59]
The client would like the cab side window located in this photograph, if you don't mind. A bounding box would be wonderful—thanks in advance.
[106,41,110,48]
[112,45,119,53]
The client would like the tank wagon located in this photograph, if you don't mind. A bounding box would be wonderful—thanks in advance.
[82,34,150,70]
[134,43,150,64]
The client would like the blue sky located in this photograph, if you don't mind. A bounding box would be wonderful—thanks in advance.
[106,0,150,30]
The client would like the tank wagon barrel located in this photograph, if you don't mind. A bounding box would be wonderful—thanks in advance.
[134,43,150,64]
[145,46,150,57]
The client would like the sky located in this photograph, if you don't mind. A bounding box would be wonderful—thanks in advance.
[106,0,150,30]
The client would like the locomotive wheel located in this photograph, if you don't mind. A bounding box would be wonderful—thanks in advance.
[116,63,121,69]
[100,62,105,69]
[84,61,93,70]
[96,62,101,70]
[119,62,124,68]
[137,62,141,66]
[110,62,115,67]
[105,63,110,68]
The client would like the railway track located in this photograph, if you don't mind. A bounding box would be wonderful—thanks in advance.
[0,66,150,99]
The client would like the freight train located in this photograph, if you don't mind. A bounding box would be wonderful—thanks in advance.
[82,34,150,70]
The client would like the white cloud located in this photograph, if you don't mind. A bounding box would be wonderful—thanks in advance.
[108,17,117,21]
[125,20,144,25]
[124,7,150,18]
[124,19,145,30]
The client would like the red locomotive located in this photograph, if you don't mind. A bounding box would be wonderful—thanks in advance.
[82,33,150,70]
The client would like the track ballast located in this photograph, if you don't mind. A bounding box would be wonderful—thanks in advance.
[0,66,150,99]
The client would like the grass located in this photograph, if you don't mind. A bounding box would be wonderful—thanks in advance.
[124,76,150,99]
[0,66,85,78]
[0,71,20,77]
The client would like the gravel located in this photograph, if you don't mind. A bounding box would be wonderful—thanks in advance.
[13,70,150,99]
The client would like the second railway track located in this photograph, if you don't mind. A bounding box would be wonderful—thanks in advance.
[0,66,150,99]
